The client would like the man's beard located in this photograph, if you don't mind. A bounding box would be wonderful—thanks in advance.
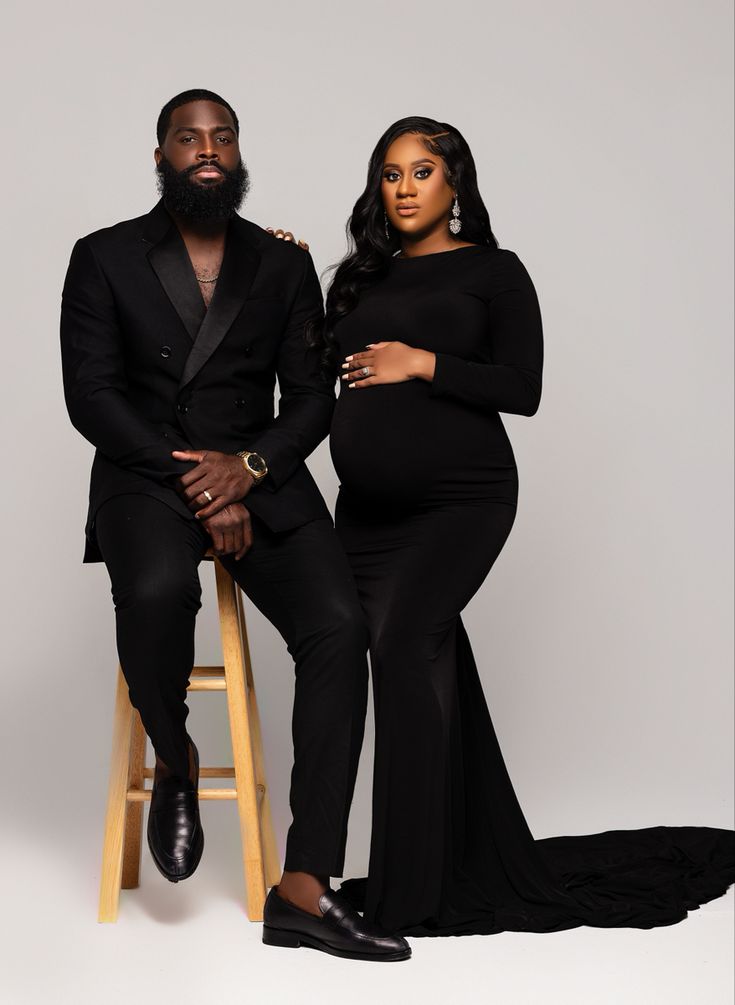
[156,156,250,222]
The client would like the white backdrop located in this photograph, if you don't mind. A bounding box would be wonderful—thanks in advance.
[1,1,732,1003]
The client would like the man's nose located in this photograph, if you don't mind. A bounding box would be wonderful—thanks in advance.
[197,144,219,161]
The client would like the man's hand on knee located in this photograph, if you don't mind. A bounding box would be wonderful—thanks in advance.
[201,502,253,560]
[171,449,254,517]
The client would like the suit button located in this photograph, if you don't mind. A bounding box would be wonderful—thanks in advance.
[243,346,252,357]
[235,398,247,408]
[177,403,189,414]
[160,345,172,358]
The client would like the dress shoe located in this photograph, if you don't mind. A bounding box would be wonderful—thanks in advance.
[262,885,411,961]
[147,736,204,882]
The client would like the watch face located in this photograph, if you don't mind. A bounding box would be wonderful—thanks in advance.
[249,453,267,474]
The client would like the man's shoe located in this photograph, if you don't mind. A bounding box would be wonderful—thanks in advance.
[262,886,411,961]
[146,737,204,882]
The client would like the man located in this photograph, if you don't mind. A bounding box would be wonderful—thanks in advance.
[60,88,410,962]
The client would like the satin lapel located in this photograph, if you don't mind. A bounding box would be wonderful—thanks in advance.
[179,218,261,389]
[145,208,207,342]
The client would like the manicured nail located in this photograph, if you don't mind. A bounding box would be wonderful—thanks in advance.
[345,355,353,362]
[341,363,348,368]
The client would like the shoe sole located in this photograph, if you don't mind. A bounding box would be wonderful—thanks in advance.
[262,924,411,961]
[147,828,204,883]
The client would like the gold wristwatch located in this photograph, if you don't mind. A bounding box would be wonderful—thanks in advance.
[236,450,268,485]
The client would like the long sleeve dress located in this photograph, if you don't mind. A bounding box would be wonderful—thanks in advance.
[328,244,734,936]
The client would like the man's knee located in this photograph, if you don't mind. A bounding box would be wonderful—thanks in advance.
[111,565,202,618]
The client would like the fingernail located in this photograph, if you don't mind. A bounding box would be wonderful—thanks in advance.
[345,355,353,362]
[341,363,348,368]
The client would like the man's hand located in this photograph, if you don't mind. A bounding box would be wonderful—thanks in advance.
[341,342,436,388]
[201,502,253,560]
[265,226,309,251]
[171,449,254,518]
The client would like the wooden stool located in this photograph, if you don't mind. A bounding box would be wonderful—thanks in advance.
[97,556,281,923]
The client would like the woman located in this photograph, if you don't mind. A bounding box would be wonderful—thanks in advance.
[321,115,734,937]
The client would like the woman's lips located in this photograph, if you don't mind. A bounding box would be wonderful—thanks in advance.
[396,206,419,216]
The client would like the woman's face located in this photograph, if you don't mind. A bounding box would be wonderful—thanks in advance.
[381,132,455,239]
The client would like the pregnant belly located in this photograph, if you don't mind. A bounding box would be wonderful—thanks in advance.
[330,383,433,505]
[330,382,517,507]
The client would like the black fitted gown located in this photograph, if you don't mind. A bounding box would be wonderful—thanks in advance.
[329,244,735,937]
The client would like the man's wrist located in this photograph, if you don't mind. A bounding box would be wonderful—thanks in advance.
[236,450,268,485]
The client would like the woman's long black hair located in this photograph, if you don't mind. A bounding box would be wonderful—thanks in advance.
[308,115,499,379]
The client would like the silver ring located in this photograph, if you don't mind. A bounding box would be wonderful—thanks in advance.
[361,366,370,377]
[203,490,213,502]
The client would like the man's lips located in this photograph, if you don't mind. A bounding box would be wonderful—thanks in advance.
[193,165,223,178]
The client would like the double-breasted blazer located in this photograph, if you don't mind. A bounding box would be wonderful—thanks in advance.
[60,199,334,562]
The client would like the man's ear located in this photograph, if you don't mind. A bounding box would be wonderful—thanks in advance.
[154,147,162,167]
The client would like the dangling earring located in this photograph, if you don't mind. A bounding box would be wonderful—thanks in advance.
[449,196,462,235]
[384,210,390,241]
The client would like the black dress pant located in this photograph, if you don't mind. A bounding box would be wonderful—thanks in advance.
[95,493,369,876]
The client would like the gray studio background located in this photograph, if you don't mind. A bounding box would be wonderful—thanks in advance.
[1,1,732,1003]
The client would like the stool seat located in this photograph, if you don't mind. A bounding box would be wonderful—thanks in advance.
[98,556,280,922]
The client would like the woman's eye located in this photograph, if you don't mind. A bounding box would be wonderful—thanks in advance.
[415,168,432,179]
[383,171,400,182]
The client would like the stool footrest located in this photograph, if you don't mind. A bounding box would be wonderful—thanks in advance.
[142,766,236,779]
[127,788,238,801]
[127,781,266,801]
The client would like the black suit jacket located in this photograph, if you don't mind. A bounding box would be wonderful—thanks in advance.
[60,199,334,562]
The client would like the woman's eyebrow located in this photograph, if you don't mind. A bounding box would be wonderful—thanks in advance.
[383,158,437,169]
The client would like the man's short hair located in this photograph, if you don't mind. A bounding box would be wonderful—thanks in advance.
[156,89,240,145]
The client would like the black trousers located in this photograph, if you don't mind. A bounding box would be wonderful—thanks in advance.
[95,493,369,876]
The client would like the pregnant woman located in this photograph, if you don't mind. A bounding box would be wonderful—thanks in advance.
[323,116,734,937]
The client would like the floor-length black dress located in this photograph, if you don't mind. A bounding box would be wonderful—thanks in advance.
[329,244,735,937]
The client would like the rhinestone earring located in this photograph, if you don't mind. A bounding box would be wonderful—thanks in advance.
[449,196,462,235]
[384,211,390,241]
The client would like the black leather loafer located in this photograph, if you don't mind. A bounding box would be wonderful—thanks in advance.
[262,886,411,961]
[147,737,204,882]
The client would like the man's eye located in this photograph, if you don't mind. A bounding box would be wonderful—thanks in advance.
[180,136,195,143]
[217,137,231,144]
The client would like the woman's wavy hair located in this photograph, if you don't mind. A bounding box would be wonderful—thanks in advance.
[308,115,499,379]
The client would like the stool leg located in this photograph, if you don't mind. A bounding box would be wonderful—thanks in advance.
[214,560,267,921]
[236,589,281,888]
[98,666,135,923]
[121,710,146,889]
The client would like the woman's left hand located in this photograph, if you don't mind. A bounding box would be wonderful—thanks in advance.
[341,341,435,388]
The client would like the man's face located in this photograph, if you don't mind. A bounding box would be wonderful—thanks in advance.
[154,99,250,222]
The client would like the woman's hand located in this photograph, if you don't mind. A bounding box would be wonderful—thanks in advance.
[341,341,436,388]
[265,226,309,250]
